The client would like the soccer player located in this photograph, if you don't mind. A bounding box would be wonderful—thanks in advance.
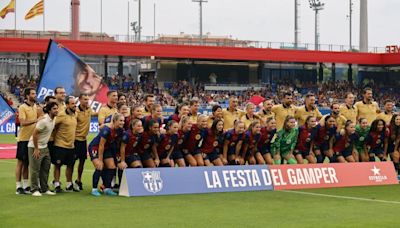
[155,121,179,167]
[88,113,125,196]
[189,98,200,124]
[182,115,209,166]
[331,120,357,163]
[222,95,245,130]
[295,93,322,126]
[257,117,277,165]
[365,119,390,162]
[120,119,144,169]
[272,92,297,130]
[241,121,262,165]
[315,115,337,163]
[74,94,93,191]
[388,114,400,177]
[354,118,370,162]
[376,99,395,125]
[240,103,260,129]
[177,116,197,166]
[54,87,67,112]
[98,90,118,128]
[28,102,59,196]
[142,94,155,116]
[124,105,144,130]
[117,102,130,118]
[142,104,163,130]
[208,105,223,128]
[138,120,160,168]
[271,116,298,165]
[294,116,318,164]
[15,88,38,194]
[223,120,246,165]
[339,92,358,123]
[355,87,380,125]
[320,102,347,131]
[168,102,190,123]
[201,119,225,166]
[52,96,78,193]
[257,98,275,125]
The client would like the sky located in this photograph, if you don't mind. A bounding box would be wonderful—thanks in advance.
[0,0,399,48]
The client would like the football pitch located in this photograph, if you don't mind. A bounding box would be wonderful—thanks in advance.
[1,136,400,227]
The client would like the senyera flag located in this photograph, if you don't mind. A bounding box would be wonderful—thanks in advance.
[36,39,109,112]
[0,94,15,126]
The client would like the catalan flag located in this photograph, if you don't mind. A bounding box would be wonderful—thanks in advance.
[0,0,15,19]
[25,0,43,20]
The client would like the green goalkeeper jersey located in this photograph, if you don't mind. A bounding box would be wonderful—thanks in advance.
[271,128,299,157]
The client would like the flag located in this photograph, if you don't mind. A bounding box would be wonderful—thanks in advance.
[36,40,109,112]
[25,0,43,20]
[0,0,15,19]
[0,94,15,126]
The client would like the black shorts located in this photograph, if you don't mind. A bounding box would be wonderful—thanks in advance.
[74,140,87,161]
[258,146,271,155]
[159,151,169,160]
[51,146,76,166]
[294,149,311,158]
[16,141,29,165]
[126,153,141,165]
[88,147,99,161]
[336,149,352,158]
[171,150,184,160]
[203,151,220,162]
[140,152,152,161]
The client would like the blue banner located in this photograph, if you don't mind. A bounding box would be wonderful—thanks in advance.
[36,40,109,112]
[0,95,15,127]
[119,165,274,196]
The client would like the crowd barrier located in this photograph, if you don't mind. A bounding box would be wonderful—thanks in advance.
[119,162,398,197]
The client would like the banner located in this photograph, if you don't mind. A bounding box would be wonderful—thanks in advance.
[0,95,15,127]
[119,165,274,196]
[271,162,398,190]
[119,162,398,197]
[36,40,109,112]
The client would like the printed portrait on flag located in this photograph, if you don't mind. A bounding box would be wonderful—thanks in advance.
[37,40,109,112]
[0,95,15,126]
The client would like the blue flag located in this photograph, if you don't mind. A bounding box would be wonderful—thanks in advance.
[0,95,15,126]
[36,40,109,112]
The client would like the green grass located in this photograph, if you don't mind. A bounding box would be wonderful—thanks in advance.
[0,159,400,227]
[0,134,96,144]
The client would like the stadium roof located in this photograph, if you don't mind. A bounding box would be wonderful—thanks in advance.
[0,38,399,65]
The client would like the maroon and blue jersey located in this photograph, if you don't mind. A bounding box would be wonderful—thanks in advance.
[167,114,181,123]
[141,115,163,130]
[156,133,178,156]
[88,126,124,153]
[121,131,142,156]
[225,129,245,151]
[315,125,337,150]
[243,130,261,153]
[333,133,357,154]
[295,125,318,152]
[175,129,190,151]
[201,130,224,154]
[258,127,277,153]
[366,130,390,150]
[182,124,208,153]
[138,132,157,154]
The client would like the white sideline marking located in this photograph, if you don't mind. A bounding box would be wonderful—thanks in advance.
[282,190,400,205]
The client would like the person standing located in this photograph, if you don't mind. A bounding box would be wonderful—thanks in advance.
[376,99,395,126]
[28,102,59,196]
[355,88,380,125]
[52,96,78,192]
[272,92,297,130]
[340,92,358,123]
[15,88,38,194]
[74,94,93,190]
[222,96,245,130]
[294,93,322,126]
[98,90,118,128]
